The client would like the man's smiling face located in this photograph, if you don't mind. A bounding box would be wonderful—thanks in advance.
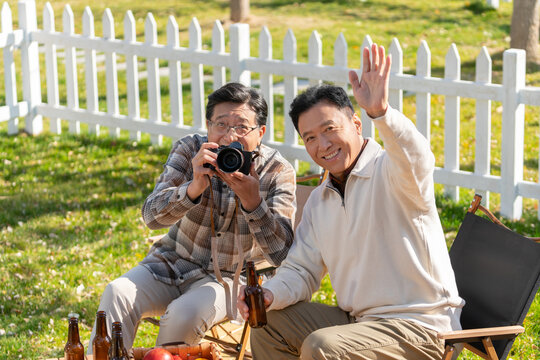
[298,101,363,181]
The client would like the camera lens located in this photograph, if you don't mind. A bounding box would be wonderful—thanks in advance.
[217,148,244,173]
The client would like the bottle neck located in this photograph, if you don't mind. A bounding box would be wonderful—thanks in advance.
[110,331,125,356]
[246,262,258,286]
[96,313,108,337]
[68,319,80,343]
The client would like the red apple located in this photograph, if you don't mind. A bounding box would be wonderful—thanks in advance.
[143,348,174,360]
[172,355,183,360]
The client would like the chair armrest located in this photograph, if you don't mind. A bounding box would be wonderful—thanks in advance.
[438,325,524,343]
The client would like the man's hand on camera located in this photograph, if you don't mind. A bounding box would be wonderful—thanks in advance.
[187,142,218,201]
[218,162,262,212]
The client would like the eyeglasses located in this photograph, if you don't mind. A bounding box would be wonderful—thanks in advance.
[208,120,259,137]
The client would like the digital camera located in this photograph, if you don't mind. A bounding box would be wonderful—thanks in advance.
[204,141,253,175]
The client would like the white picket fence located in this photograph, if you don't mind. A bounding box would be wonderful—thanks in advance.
[487,0,511,9]
[1,0,539,220]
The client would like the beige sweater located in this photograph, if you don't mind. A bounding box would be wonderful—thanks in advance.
[264,107,464,333]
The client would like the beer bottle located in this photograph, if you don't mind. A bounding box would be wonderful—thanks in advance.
[244,261,267,328]
[64,317,84,360]
[93,311,111,360]
[109,322,128,360]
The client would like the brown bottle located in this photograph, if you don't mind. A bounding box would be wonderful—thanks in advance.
[109,322,128,360]
[93,311,111,360]
[244,261,267,328]
[64,317,84,360]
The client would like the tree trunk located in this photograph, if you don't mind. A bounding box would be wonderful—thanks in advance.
[510,0,540,64]
[230,0,250,22]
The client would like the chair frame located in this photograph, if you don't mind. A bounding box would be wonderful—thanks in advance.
[437,194,540,360]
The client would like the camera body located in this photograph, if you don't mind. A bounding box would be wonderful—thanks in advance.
[203,141,253,175]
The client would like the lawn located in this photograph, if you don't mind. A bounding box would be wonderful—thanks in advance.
[1,0,539,359]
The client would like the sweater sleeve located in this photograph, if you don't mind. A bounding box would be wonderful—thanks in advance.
[371,107,436,209]
[141,136,201,229]
[242,159,296,266]
[263,193,327,310]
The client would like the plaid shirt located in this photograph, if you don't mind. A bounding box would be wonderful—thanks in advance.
[140,134,296,286]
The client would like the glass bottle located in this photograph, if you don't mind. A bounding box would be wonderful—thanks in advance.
[244,261,267,328]
[109,322,128,360]
[93,311,111,360]
[64,317,84,360]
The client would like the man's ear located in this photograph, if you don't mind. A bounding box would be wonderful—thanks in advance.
[352,113,362,135]
[258,125,266,138]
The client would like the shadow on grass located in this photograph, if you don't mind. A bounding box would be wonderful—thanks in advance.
[0,131,169,246]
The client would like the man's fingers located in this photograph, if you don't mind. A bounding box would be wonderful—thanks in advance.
[383,54,392,81]
[348,70,360,88]
[371,43,378,71]
[362,47,370,73]
[249,162,259,180]
[378,45,386,74]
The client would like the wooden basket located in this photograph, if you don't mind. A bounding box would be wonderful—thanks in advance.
[132,342,223,360]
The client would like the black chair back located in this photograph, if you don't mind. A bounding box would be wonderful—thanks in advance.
[449,212,540,359]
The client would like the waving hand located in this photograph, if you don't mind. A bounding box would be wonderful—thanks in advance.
[348,43,392,118]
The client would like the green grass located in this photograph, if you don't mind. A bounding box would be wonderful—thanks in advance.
[0,0,539,359]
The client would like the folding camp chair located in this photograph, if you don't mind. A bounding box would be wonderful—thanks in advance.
[438,194,540,360]
[142,171,328,359]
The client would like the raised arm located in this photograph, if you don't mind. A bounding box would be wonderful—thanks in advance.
[350,44,435,207]
[142,136,211,229]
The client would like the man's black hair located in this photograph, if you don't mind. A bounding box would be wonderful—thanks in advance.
[205,82,268,126]
[289,84,354,133]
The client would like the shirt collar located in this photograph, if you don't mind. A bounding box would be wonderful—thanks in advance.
[323,138,381,190]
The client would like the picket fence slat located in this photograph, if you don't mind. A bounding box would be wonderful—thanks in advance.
[19,0,42,134]
[43,2,60,134]
[212,20,226,91]
[308,31,322,87]
[63,5,79,134]
[444,44,461,201]
[145,13,163,146]
[388,38,402,113]
[334,33,348,92]
[283,29,298,148]
[501,49,526,219]
[230,23,251,86]
[104,8,120,138]
[2,2,19,135]
[83,6,99,135]
[260,26,274,143]
[124,10,141,141]
[474,46,492,207]
[416,40,431,141]
[168,16,184,129]
[189,18,205,130]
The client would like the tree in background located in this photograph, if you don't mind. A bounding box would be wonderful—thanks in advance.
[231,0,250,22]
[510,0,540,64]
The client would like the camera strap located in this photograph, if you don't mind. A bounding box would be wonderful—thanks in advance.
[208,175,244,321]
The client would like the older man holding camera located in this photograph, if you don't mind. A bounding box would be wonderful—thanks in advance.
[88,82,296,352]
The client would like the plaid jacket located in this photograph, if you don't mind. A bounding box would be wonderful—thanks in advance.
[140,134,296,286]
